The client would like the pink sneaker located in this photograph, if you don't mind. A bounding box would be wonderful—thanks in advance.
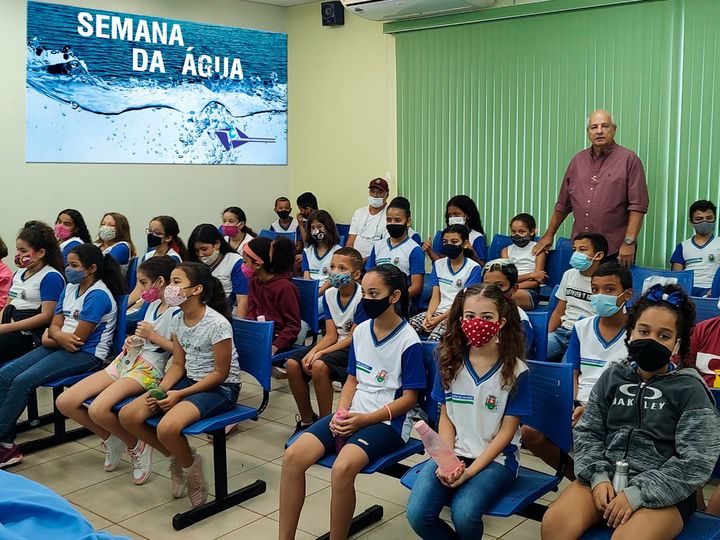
[0,444,22,469]
[169,457,186,498]
[184,454,208,508]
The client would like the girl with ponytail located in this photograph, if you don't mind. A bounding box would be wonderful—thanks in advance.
[119,262,241,510]
[0,243,123,469]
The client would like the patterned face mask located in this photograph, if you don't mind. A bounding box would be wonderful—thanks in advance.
[461,318,501,348]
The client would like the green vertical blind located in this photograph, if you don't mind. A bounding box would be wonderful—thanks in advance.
[393,0,720,267]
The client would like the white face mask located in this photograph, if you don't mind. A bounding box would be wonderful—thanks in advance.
[448,216,466,226]
[98,225,116,241]
[368,196,385,209]
[200,250,220,266]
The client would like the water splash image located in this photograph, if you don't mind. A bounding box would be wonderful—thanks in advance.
[25,3,287,164]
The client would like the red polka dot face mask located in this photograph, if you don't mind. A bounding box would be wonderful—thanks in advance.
[460,318,501,348]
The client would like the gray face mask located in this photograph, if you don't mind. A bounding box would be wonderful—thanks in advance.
[693,221,715,236]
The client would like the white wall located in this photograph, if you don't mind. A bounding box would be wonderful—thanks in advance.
[1,0,288,260]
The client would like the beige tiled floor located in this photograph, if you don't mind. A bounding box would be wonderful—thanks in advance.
[12,385,719,539]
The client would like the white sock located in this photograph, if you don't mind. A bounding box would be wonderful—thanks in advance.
[0,442,13,449]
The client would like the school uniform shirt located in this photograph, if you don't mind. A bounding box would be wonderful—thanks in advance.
[60,237,83,264]
[349,205,387,259]
[269,217,299,237]
[432,358,531,473]
[469,229,487,262]
[565,315,628,403]
[365,237,425,278]
[322,283,367,339]
[556,268,594,330]
[302,244,343,284]
[55,280,117,361]
[137,300,180,372]
[100,242,131,276]
[347,320,425,441]
[224,234,253,254]
[688,315,720,386]
[139,247,182,266]
[7,266,65,311]
[507,241,538,275]
[429,257,482,313]
[670,236,720,290]
[171,306,241,384]
[382,227,423,246]
[210,252,247,298]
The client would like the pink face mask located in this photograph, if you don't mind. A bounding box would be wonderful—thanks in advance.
[141,287,161,303]
[241,262,255,279]
[221,224,240,237]
[55,223,72,241]
[461,318,501,348]
[14,253,36,269]
[163,285,188,307]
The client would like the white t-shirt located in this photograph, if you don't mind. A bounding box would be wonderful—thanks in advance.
[137,300,180,372]
[349,205,387,259]
[210,252,247,297]
[140,248,182,267]
[433,358,531,473]
[321,283,364,339]
[302,244,343,284]
[566,315,628,403]
[269,218,299,235]
[507,241,538,276]
[225,234,253,254]
[556,268,594,330]
[430,257,482,313]
[7,266,65,310]
[347,320,426,441]
[171,306,241,384]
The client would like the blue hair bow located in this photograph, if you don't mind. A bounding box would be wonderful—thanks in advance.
[645,284,683,307]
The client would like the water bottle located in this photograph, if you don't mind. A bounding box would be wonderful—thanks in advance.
[124,335,145,366]
[415,420,462,475]
[612,460,629,493]
[334,409,349,453]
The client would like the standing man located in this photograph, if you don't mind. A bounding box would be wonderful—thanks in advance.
[534,110,649,266]
[346,178,390,260]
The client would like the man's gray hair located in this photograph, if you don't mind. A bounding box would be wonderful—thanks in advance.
[586,112,616,127]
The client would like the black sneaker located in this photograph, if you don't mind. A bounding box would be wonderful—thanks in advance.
[292,413,319,436]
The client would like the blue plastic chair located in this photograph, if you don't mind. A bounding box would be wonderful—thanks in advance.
[126,256,138,292]
[271,278,320,365]
[556,237,572,251]
[19,295,129,454]
[285,341,441,538]
[336,223,351,238]
[401,360,574,519]
[692,296,720,323]
[711,267,720,298]
[414,273,434,311]
[431,230,443,253]
[259,228,297,243]
[631,266,694,302]
[527,310,550,361]
[339,235,347,246]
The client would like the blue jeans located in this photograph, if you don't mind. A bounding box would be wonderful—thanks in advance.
[547,326,573,362]
[0,347,103,442]
[406,459,515,540]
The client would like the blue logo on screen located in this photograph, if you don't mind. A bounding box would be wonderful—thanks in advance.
[215,127,276,151]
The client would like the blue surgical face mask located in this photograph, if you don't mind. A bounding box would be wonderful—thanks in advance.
[569,251,597,272]
[590,291,628,317]
[64,267,86,285]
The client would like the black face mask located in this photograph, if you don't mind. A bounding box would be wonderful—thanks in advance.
[147,233,163,249]
[276,210,291,220]
[628,338,673,372]
[386,224,407,239]
[361,296,392,319]
[441,244,463,259]
[511,234,533,248]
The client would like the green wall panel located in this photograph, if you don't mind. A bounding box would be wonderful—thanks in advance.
[395,0,720,267]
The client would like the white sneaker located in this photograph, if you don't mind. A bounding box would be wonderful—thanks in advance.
[184,454,208,508]
[129,440,153,485]
[332,381,342,393]
[103,435,126,472]
[169,457,186,498]
[272,366,288,379]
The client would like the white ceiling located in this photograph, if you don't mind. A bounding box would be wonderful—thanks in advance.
[249,0,316,6]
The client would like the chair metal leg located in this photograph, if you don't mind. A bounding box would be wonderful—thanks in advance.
[171,428,267,531]
[315,505,384,540]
